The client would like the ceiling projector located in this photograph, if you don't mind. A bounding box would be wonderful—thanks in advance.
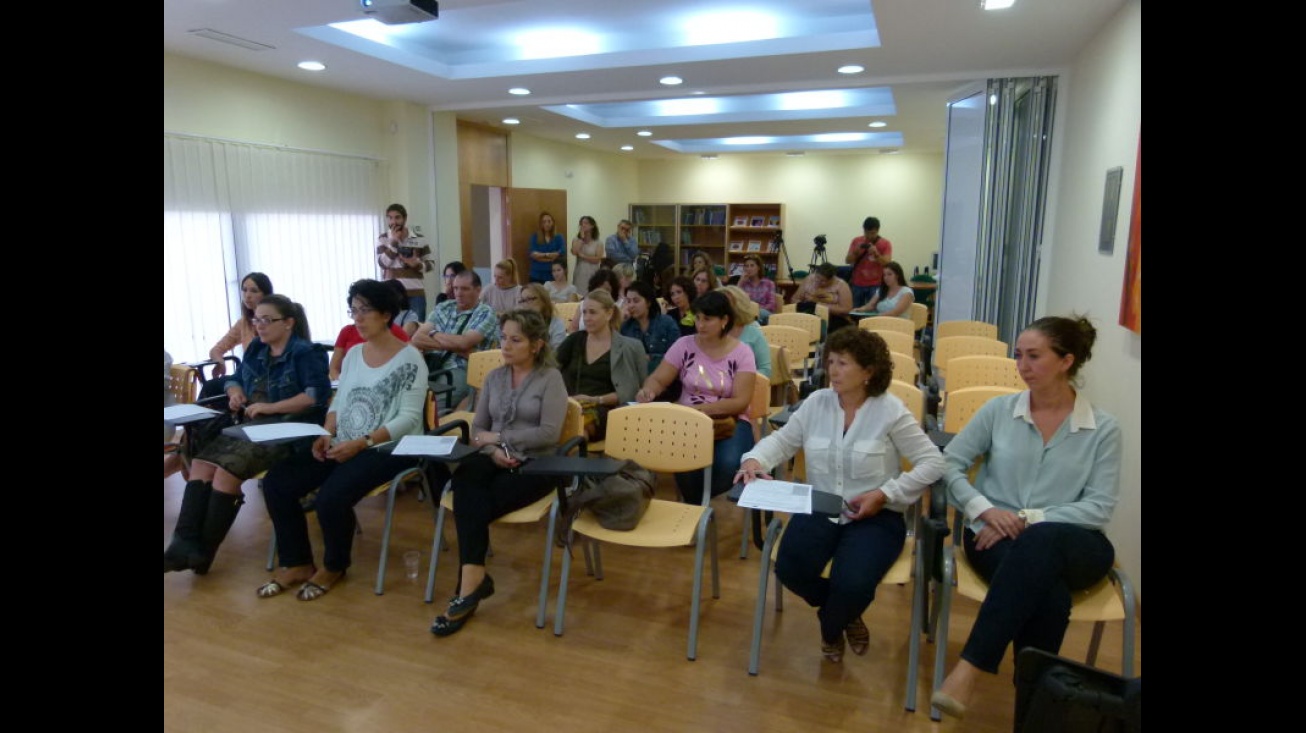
[360,0,439,25]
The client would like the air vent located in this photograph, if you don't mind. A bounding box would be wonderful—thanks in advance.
[187,28,275,52]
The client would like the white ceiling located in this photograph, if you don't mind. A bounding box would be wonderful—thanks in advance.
[163,0,1127,159]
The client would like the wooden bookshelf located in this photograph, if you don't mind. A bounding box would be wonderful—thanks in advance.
[629,203,785,281]
[725,203,785,280]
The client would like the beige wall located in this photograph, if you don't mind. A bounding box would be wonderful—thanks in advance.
[1042,0,1142,597]
[507,135,640,241]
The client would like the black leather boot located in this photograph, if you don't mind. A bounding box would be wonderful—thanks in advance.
[190,491,246,575]
[164,480,212,572]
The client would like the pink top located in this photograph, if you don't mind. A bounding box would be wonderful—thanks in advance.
[663,335,757,420]
[208,319,257,361]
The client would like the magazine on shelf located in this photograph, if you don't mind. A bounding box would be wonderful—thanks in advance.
[729,240,744,252]
[732,215,748,226]
[746,240,762,252]
[749,216,766,227]
[767,215,781,227]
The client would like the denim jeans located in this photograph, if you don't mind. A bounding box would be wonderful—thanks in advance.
[851,284,877,310]
[775,509,906,643]
[674,417,754,505]
[960,522,1115,673]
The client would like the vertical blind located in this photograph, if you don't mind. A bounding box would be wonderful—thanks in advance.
[163,134,385,363]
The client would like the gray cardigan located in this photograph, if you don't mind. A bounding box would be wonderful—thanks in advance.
[472,365,568,455]
[556,330,648,404]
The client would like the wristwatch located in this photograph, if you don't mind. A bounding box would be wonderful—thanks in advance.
[364,435,375,448]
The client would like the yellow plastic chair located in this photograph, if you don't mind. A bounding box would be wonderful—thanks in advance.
[553,403,720,661]
[945,355,1022,394]
[890,351,919,386]
[440,349,504,426]
[929,384,1135,720]
[932,336,1008,382]
[908,303,929,333]
[861,315,915,336]
[738,373,774,559]
[888,378,925,426]
[760,325,812,386]
[554,302,580,332]
[934,319,999,341]
[868,329,915,359]
[427,398,584,627]
[768,312,822,350]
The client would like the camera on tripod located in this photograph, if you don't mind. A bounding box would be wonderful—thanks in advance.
[813,234,828,253]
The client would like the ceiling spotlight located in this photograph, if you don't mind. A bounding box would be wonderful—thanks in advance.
[620,145,634,151]
[659,76,684,86]
[837,65,864,74]
[575,133,591,140]
[701,154,718,160]
[980,0,1016,9]
[785,151,805,157]
[502,118,520,125]
[878,148,900,155]
[297,61,326,71]
[868,121,887,128]
[508,87,531,96]
[637,130,653,137]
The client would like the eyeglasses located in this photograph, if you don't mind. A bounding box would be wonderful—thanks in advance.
[347,306,376,318]
[251,317,285,326]
[518,296,539,303]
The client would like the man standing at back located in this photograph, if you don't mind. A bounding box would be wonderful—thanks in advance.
[844,216,893,309]
[376,203,434,319]
[412,270,498,410]
[605,219,640,268]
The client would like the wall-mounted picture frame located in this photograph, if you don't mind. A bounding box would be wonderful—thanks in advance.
[749,216,766,227]
[746,240,762,252]
[732,215,748,226]
[728,240,744,252]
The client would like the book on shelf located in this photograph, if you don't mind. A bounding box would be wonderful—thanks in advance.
[729,240,743,252]
[749,216,766,227]
[633,209,646,224]
[746,240,762,252]
[767,215,781,227]
[732,215,748,226]
[766,240,778,253]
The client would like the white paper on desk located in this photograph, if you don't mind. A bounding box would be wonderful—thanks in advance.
[392,434,458,456]
[239,422,332,442]
[737,479,814,514]
[164,404,220,421]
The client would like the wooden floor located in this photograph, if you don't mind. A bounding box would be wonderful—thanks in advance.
[164,470,1140,732]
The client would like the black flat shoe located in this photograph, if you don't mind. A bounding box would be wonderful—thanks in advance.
[445,574,495,621]
[430,614,467,637]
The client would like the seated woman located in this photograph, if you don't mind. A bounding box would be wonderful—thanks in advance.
[544,260,580,303]
[664,275,698,337]
[257,279,428,601]
[635,290,757,505]
[736,253,778,324]
[568,268,622,332]
[436,261,467,306]
[863,261,915,319]
[329,299,412,381]
[688,250,716,279]
[426,309,567,637]
[516,282,568,349]
[619,281,679,374]
[720,285,773,380]
[792,262,855,333]
[931,315,1120,720]
[387,278,424,336]
[612,263,636,314]
[691,267,721,300]
[736,328,944,663]
[165,294,330,575]
[556,289,647,441]
[199,272,273,400]
[480,259,523,316]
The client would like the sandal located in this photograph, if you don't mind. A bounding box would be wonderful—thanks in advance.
[296,571,345,602]
[258,567,316,598]
[845,616,870,656]
[822,635,846,663]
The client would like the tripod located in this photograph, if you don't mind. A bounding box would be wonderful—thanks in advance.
[809,246,828,268]
[774,231,796,280]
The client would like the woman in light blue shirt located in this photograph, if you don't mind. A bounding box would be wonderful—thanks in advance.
[931,315,1121,719]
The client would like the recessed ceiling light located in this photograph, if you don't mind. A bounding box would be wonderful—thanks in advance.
[785,151,805,157]
[575,133,591,140]
[878,148,900,155]
[701,154,718,160]
[502,118,520,125]
[620,145,634,151]
[837,65,864,74]
[297,61,326,71]
[980,0,1016,9]
[508,87,531,96]
[637,130,653,137]
[659,76,684,86]
[868,121,887,128]
[691,90,706,95]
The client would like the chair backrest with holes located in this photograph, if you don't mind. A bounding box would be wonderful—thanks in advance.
[767,312,821,346]
[602,403,715,477]
[943,386,1021,434]
[933,336,1008,381]
[908,302,929,332]
[169,363,199,405]
[867,329,914,358]
[887,379,925,426]
[888,351,919,388]
[935,319,999,341]
[465,349,504,391]
[945,355,1023,395]
[760,325,810,374]
[861,316,914,336]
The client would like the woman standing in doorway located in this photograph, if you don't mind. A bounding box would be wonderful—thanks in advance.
[528,212,565,284]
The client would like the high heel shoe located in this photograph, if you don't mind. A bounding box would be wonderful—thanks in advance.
[845,616,870,656]
[430,575,494,637]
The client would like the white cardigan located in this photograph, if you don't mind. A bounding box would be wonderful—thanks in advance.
[741,388,944,518]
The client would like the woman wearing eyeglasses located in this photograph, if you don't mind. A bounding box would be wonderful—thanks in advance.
[516,282,567,349]
[257,279,428,601]
[328,293,412,381]
[165,294,330,576]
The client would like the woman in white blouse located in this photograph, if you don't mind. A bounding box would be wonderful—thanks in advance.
[736,327,943,663]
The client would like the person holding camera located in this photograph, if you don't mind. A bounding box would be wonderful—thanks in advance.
[844,216,893,309]
[376,203,433,318]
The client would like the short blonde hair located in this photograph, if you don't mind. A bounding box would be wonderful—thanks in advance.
[494,258,519,285]
[719,285,758,325]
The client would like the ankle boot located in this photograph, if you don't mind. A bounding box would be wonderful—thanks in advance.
[190,491,245,575]
[164,480,212,573]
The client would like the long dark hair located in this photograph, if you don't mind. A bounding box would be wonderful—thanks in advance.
[877,261,908,300]
[240,272,274,323]
[1025,314,1098,384]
